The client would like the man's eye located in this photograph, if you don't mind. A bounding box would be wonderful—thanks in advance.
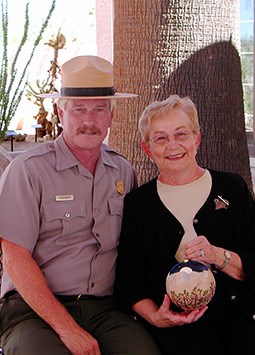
[94,107,106,112]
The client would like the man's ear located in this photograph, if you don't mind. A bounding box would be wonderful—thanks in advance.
[57,106,64,123]
[141,141,152,158]
[109,107,115,127]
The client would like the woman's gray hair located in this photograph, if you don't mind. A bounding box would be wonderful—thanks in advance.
[138,95,200,142]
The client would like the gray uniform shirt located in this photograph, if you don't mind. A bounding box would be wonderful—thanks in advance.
[0,134,137,297]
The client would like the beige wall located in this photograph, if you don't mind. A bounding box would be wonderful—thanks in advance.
[96,0,113,63]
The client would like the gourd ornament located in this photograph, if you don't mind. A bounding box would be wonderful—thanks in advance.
[166,259,216,311]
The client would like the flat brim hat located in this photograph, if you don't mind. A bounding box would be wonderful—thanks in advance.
[39,55,137,99]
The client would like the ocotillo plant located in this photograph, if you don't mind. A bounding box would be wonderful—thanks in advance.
[0,0,56,141]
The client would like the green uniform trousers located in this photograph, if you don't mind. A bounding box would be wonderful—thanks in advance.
[0,294,161,355]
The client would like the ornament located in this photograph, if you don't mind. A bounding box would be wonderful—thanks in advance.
[166,260,216,311]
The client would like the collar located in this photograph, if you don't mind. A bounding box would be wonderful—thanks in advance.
[54,134,120,173]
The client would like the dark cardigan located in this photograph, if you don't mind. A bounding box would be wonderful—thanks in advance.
[115,170,255,320]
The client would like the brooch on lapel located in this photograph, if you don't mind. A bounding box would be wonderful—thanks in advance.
[214,195,229,210]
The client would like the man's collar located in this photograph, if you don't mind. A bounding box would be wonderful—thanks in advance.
[54,135,120,172]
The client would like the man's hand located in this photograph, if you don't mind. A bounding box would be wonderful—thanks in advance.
[1,239,101,354]
[59,326,101,355]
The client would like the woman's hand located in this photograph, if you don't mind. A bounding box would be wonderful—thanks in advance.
[151,294,207,328]
[184,235,218,265]
[184,235,244,280]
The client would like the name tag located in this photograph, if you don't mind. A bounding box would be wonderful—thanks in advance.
[55,195,74,201]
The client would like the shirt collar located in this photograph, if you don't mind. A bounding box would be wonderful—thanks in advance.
[54,134,120,172]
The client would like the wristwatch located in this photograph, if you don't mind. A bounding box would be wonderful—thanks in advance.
[216,250,231,270]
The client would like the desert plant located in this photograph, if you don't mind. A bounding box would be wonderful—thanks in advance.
[0,0,56,141]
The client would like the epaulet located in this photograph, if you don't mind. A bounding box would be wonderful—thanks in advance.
[102,143,128,160]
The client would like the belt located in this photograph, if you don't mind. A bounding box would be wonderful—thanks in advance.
[3,290,21,300]
[3,291,110,302]
[55,294,106,302]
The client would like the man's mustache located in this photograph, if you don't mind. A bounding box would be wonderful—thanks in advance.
[76,125,101,135]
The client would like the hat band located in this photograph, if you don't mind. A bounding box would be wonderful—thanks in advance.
[61,86,116,97]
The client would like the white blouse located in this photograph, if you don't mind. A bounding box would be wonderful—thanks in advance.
[157,169,212,261]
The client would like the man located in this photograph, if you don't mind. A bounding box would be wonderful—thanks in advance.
[0,56,160,354]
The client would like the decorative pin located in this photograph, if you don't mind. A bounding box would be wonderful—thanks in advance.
[56,195,74,201]
[116,180,125,195]
[214,195,229,210]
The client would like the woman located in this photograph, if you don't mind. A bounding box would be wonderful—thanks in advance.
[115,95,255,355]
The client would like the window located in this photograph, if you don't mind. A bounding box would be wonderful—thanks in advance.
[240,0,254,155]
[240,0,254,131]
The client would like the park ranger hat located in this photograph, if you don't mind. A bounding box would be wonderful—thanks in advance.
[39,55,137,99]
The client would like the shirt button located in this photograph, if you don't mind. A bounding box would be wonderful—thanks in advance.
[193,219,198,224]
[231,295,236,301]
[95,233,100,238]
[65,213,70,218]
[94,208,99,213]
[91,282,94,288]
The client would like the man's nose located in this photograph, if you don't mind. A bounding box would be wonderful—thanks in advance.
[82,111,95,122]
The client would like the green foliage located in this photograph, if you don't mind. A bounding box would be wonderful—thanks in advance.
[0,0,56,141]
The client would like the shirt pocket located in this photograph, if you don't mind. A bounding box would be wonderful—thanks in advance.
[107,197,124,244]
[43,200,86,245]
